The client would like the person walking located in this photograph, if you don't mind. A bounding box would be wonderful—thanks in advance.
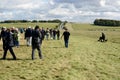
[61,28,70,48]
[2,28,17,60]
[31,25,42,60]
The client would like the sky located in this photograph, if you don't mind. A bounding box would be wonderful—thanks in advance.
[0,0,120,23]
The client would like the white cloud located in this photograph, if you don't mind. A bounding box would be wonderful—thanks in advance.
[49,0,55,5]
[0,12,13,19]
[16,3,39,10]
[0,0,120,23]
[100,0,106,7]
[103,12,120,17]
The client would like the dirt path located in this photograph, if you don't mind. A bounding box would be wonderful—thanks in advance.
[65,23,74,31]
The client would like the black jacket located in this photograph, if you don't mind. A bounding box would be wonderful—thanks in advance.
[25,28,32,38]
[63,31,70,40]
[5,32,14,47]
[32,30,42,46]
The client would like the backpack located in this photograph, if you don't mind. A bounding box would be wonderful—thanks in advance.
[32,30,42,44]
[33,37,40,44]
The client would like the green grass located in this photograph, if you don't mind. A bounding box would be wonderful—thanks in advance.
[0,22,58,28]
[0,23,120,80]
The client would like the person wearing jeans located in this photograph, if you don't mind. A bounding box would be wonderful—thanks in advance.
[61,28,70,48]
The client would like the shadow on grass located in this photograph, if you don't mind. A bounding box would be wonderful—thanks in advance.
[0,58,22,61]
[43,46,64,48]
[0,58,42,61]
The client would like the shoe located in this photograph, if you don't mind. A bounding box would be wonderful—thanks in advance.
[13,58,16,60]
[0,57,6,60]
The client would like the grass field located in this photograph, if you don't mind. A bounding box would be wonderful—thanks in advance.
[0,23,58,28]
[0,22,120,80]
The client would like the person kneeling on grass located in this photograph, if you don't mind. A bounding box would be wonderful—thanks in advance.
[31,25,42,60]
[61,28,70,48]
[98,32,107,42]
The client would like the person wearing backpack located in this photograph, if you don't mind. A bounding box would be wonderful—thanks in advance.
[31,25,42,60]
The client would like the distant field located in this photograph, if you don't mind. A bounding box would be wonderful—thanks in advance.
[0,23,120,80]
[70,23,120,43]
[0,22,59,28]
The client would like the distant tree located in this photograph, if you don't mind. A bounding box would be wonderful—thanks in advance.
[0,19,64,23]
[32,20,38,23]
[94,19,120,27]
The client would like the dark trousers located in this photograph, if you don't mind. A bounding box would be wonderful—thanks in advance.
[32,45,42,60]
[99,37,105,42]
[57,35,60,40]
[53,35,56,40]
[3,46,16,59]
[2,40,6,50]
[64,39,69,48]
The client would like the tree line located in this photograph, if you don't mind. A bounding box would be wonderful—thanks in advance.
[0,19,63,23]
[94,19,120,27]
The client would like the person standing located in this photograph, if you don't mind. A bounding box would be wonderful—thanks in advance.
[49,28,53,39]
[14,28,20,48]
[53,28,56,40]
[41,27,46,40]
[56,29,60,40]
[31,25,42,60]
[61,28,70,48]
[25,27,32,46]
[2,29,16,60]
[45,28,49,40]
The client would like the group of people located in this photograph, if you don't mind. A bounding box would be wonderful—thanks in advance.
[0,25,71,60]
[24,27,61,46]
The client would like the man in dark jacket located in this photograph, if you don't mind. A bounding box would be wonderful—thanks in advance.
[25,27,32,46]
[61,28,70,48]
[32,25,42,60]
[2,29,16,60]
[53,28,56,40]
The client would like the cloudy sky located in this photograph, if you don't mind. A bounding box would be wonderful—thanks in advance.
[0,0,120,23]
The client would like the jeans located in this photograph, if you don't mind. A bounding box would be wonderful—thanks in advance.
[46,34,49,40]
[53,35,56,40]
[32,45,42,60]
[64,39,69,48]
[15,40,19,47]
